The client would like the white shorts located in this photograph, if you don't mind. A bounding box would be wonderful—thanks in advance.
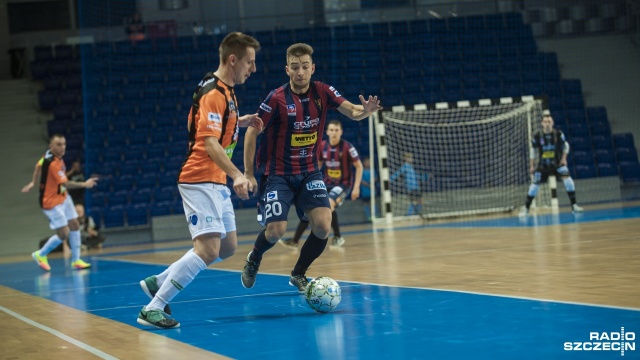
[42,196,78,230]
[178,183,236,240]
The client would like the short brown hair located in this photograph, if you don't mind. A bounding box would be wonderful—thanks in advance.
[49,134,65,143]
[327,119,342,129]
[219,32,261,64]
[286,43,313,64]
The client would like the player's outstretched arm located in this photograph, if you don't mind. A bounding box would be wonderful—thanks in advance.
[351,159,363,200]
[204,136,250,199]
[66,177,99,189]
[238,113,263,132]
[337,95,382,121]
[21,162,42,193]
[243,126,260,192]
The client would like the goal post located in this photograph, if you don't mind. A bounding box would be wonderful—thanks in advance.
[370,96,549,223]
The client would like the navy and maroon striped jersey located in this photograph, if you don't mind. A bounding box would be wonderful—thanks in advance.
[255,81,346,175]
[320,139,360,188]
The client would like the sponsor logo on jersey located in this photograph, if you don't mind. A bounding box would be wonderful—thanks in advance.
[266,191,278,202]
[188,213,198,225]
[291,132,318,146]
[349,147,359,158]
[200,77,216,87]
[293,116,320,130]
[306,180,327,191]
[208,112,222,123]
[327,169,342,178]
[224,142,236,159]
[329,86,342,98]
[228,100,236,111]
[325,160,340,167]
[260,103,272,113]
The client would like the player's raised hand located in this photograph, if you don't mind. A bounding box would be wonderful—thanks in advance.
[84,177,99,189]
[351,187,360,200]
[245,174,258,195]
[233,174,250,200]
[21,182,34,193]
[239,113,263,132]
[359,95,383,113]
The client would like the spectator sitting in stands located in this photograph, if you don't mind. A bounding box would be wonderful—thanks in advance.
[76,204,105,249]
[126,12,146,44]
[66,160,85,205]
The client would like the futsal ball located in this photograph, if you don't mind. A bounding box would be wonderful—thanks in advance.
[305,276,341,313]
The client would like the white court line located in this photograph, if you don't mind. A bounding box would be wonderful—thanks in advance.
[0,304,118,360]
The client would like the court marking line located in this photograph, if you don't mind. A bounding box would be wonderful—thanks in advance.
[0,304,119,360]
[94,257,640,313]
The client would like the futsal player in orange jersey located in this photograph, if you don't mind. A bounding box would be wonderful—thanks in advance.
[136,32,263,329]
[22,134,98,271]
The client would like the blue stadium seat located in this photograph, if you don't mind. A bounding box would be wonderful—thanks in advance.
[617,147,639,163]
[614,133,635,149]
[567,123,590,138]
[154,187,175,203]
[131,189,152,206]
[592,135,613,150]
[587,107,608,124]
[34,45,53,61]
[620,162,640,182]
[590,122,611,137]
[548,96,565,112]
[562,79,582,96]
[574,164,597,179]
[113,177,134,192]
[572,151,594,166]
[150,202,172,217]
[569,136,592,152]
[126,207,149,226]
[103,208,125,228]
[595,149,616,164]
[89,192,107,208]
[597,163,618,177]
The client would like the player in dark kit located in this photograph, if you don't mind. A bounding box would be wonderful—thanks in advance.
[519,110,584,216]
[241,43,382,293]
[279,119,363,248]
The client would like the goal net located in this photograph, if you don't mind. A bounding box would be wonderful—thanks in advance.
[371,99,546,222]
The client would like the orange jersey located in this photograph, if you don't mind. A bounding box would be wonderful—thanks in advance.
[38,150,68,209]
[178,75,239,184]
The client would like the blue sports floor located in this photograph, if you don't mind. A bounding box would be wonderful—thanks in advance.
[1,206,639,359]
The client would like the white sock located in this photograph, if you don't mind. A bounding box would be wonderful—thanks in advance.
[69,230,81,262]
[146,250,207,312]
[156,248,221,287]
[39,235,62,256]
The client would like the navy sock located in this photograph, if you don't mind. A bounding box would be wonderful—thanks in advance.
[331,212,340,237]
[250,230,274,262]
[292,232,328,276]
[292,221,309,243]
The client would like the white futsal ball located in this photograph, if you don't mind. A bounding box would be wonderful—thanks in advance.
[305,276,341,313]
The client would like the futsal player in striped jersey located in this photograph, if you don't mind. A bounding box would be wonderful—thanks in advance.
[136,32,262,329]
[278,119,363,249]
[22,134,98,271]
[241,43,381,293]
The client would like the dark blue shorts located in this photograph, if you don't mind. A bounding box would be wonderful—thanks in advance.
[328,185,350,208]
[257,171,330,226]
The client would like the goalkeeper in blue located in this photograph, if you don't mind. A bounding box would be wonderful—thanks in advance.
[519,110,584,216]
[390,152,427,216]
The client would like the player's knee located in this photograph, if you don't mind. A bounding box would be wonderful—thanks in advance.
[67,219,80,231]
[311,222,332,239]
[265,223,286,242]
[562,177,575,192]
